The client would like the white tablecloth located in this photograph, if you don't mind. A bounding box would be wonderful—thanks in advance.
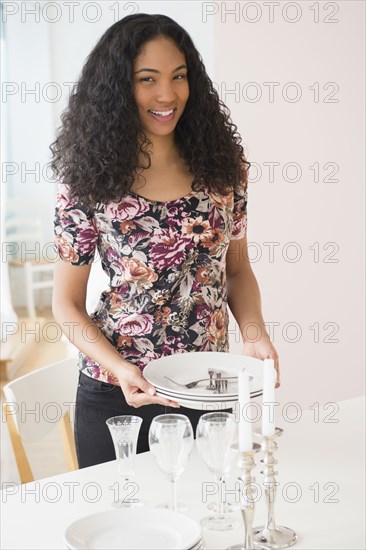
[1,396,365,549]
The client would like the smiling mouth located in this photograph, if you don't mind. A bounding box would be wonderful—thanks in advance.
[147,108,177,121]
[148,108,176,114]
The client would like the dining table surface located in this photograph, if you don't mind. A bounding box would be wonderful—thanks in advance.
[1,395,365,550]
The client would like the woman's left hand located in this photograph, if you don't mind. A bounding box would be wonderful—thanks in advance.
[243,337,281,388]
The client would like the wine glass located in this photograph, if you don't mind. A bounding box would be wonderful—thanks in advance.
[149,414,194,512]
[196,411,239,530]
[207,425,240,513]
[106,415,143,508]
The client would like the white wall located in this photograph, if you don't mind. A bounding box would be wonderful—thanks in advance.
[2,1,55,307]
[213,1,365,408]
[1,9,17,335]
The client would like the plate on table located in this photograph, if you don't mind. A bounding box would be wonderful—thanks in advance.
[64,507,202,550]
[143,352,263,398]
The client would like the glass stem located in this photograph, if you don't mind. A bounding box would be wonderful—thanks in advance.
[170,477,177,512]
[215,473,225,518]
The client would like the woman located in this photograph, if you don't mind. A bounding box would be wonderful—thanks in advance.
[50,13,280,469]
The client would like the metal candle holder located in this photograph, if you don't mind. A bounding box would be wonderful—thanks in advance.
[227,442,261,550]
[252,427,297,549]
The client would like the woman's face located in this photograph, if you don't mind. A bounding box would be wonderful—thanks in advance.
[133,36,189,138]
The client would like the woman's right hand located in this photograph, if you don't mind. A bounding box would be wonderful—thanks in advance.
[116,361,181,409]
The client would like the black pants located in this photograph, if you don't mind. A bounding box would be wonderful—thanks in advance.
[74,371,232,469]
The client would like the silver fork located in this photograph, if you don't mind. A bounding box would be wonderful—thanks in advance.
[164,376,215,389]
[163,375,252,390]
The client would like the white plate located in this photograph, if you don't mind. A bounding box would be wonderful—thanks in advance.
[156,388,263,402]
[66,540,204,550]
[156,391,238,410]
[67,541,204,550]
[156,389,263,410]
[156,388,238,402]
[143,352,263,398]
[64,507,202,550]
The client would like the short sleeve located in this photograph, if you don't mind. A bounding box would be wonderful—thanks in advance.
[53,183,98,265]
[230,161,248,241]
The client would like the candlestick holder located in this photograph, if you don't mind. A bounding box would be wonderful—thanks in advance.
[227,442,261,550]
[252,427,297,549]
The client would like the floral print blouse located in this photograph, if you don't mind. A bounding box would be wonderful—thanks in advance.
[53,170,248,385]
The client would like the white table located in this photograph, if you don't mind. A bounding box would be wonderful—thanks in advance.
[1,396,365,550]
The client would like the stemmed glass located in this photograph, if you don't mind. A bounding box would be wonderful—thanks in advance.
[149,414,194,512]
[106,415,143,508]
[196,412,239,531]
[207,425,240,514]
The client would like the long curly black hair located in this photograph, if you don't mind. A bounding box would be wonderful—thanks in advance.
[49,13,250,209]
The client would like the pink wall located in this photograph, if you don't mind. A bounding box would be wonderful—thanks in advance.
[212,1,365,411]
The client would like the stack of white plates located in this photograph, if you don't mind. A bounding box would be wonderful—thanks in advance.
[143,352,263,410]
[64,508,204,549]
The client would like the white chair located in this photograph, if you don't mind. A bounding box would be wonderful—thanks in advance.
[5,198,55,318]
[2,358,79,483]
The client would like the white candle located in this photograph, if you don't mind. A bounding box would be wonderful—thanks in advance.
[238,369,253,452]
[262,359,277,437]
